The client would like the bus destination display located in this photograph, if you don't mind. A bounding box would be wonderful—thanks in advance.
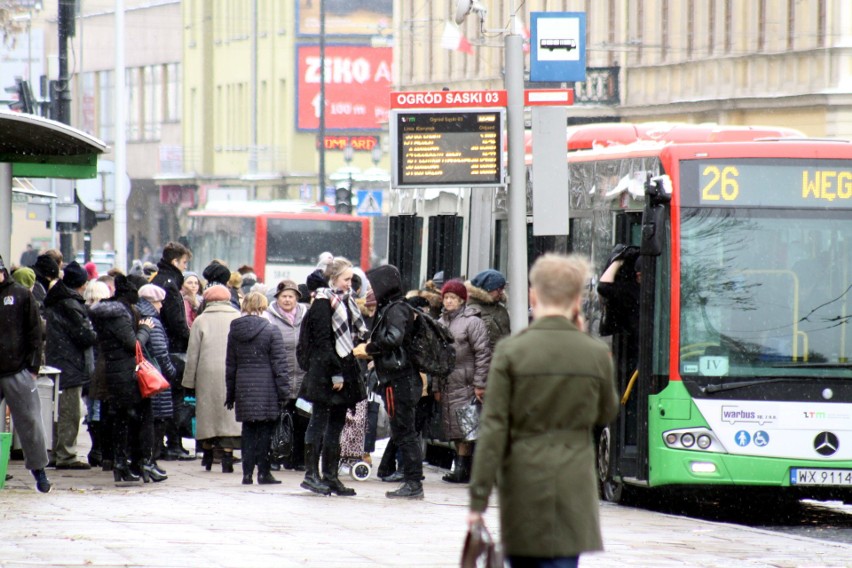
[392,109,504,188]
[681,159,852,209]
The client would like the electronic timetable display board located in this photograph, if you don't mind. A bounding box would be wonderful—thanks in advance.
[391,108,506,188]
[680,158,852,209]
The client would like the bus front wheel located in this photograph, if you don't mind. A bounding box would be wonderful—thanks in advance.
[597,426,626,503]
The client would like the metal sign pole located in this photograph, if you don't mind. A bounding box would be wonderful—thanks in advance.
[505,32,529,332]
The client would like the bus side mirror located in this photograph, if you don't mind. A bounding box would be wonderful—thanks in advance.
[640,204,666,256]
[640,174,670,257]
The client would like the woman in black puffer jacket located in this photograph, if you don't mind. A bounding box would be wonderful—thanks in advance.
[89,275,154,483]
[225,292,290,485]
[298,258,368,497]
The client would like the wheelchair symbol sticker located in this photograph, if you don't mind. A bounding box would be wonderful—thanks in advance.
[735,430,751,447]
[753,431,769,447]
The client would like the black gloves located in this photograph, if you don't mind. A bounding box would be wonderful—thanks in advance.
[224,398,235,410]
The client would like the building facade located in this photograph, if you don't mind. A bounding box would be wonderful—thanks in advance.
[394,0,852,136]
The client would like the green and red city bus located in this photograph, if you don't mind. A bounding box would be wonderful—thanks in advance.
[388,121,852,502]
[188,202,371,286]
[563,124,852,502]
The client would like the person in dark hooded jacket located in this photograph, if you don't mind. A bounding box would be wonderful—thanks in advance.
[225,292,289,485]
[89,275,154,483]
[150,241,194,460]
[44,261,97,469]
[355,264,425,500]
[0,253,52,492]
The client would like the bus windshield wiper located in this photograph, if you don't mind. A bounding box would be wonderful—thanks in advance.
[700,378,800,394]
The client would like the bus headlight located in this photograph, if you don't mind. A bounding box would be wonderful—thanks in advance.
[662,428,725,453]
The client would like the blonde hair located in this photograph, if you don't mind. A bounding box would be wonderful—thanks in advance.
[324,256,352,287]
[228,271,243,289]
[84,280,111,305]
[529,253,590,309]
[241,291,269,315]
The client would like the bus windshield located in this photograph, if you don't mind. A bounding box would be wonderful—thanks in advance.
[189,216,256,272]
[266,218,363,266]
[679,207,852,380]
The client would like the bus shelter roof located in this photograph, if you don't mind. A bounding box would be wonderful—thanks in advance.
[0,110,107,179]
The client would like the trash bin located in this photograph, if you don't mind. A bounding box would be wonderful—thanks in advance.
[10,366,60,453]
[0,432,11,490]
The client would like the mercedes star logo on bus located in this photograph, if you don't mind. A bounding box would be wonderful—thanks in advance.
[813,432,839,456]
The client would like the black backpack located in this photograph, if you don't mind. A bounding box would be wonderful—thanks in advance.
[400,302,456,378]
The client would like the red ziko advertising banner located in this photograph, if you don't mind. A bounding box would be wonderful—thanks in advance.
[296,45,393,131]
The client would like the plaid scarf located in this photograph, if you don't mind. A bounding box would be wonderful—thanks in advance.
[314,287,368,358]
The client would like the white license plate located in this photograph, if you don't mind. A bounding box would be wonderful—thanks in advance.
[790,468,852,486]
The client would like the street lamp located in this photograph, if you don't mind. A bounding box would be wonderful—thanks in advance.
[336,143,354,214]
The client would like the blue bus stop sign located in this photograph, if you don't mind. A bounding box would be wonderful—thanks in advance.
[530,12,586,83]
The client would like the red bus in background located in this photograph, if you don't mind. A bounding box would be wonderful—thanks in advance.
[188,204,371,287]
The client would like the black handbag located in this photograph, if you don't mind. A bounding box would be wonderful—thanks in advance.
[461,520,504,568]
[270,407,294,461]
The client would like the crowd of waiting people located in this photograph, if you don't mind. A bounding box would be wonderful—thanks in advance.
[0,243,511,499]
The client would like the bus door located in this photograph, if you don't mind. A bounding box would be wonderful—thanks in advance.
[609,212,645,483]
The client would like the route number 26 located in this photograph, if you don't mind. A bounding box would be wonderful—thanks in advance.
[701,165,740,201]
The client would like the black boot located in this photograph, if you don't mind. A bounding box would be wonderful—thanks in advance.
[257,471,282,485]
[300,444,331,495]
[386,480,424,500]
[321,444,356,497]
[221,452,234,473]
[87,424,102,467]
[141,459,168,483]
[201,448,214,471]
[113,461,141,483]
[442,455,472,484]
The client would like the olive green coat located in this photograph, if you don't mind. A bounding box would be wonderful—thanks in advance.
[469,316,618,558]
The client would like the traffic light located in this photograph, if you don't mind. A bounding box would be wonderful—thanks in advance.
[335,182,353,214]
[4,77,35,114]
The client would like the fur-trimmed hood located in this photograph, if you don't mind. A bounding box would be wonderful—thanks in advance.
[465,281,506,306]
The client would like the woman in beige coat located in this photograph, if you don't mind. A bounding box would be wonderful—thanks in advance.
[182,285,242,472]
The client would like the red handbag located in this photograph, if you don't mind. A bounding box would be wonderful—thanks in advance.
[136,341,170,398]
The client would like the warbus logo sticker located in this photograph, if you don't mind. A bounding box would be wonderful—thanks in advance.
[721,406,777,425]
[814,432,839,456]
[735,430,751,447]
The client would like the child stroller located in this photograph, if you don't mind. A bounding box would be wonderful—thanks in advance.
[338,399,371,481]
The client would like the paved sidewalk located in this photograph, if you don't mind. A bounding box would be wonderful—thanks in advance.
[2,451,851,568]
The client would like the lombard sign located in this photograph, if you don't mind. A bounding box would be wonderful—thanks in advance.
[297,45,392,131]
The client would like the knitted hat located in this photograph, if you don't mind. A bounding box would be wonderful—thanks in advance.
[33,254,59,280]
[84,261,99,281]
[203,284,231,302]
[138,283,166,302]
[471,269,507,292]
[62,261,89,289]
[12,267,35,288]
[441,279,468,302]
[274,279,301,299]
[431,271,445,288]
[306,269,328,292]
[202,262,231,286]
[113,274,139,304]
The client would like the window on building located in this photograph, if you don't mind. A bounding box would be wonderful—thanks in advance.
[98,69,114,143]
[661,0,669,61]
[724,0,732,53]
[786,0,794,51]
[144,65,162,141]
[757,0,766,51]
[79,72,96,136]
[126,68,140,141]
[165,63,181,122]
[817,0,826,48]
[708,0,715,54]
[687,0,695,59]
